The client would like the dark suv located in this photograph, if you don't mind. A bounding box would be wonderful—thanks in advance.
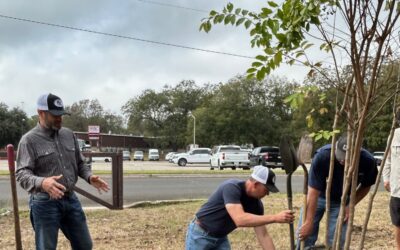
[249,146,282,169]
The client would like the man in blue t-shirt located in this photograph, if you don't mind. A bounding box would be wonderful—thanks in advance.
[185,165,295,250]
[296,135,377,249]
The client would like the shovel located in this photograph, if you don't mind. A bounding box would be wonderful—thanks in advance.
[280,136,299,250]
[280,135,313,250]
[297,135,312,250]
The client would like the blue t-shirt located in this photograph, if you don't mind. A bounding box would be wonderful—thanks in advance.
[195,179,264,236]
[309,144,377,202]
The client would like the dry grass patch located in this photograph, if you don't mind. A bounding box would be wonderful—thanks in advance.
[0,192,395,249]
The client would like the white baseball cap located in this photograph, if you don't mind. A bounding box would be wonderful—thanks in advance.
[251,165,279,193]
[37,93,70,116]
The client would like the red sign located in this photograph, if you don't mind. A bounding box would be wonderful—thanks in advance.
[88,125,100,140]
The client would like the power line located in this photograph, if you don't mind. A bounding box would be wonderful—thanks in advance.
[136,0,208,13]
[0,14,254,59]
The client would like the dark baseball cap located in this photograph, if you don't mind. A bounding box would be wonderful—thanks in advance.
[251,165,279,193]
[37,93,70,116]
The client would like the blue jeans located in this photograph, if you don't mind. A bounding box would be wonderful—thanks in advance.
[29,192,93,250]
[185,220,231,250]
[296,197,347,250]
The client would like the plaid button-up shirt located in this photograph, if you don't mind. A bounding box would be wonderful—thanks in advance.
[16,123,92,193]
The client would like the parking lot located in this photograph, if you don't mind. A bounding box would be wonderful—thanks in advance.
[0,160,220,172]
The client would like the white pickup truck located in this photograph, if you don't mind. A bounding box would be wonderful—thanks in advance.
[172,148,211,166]
[210,145,250,170]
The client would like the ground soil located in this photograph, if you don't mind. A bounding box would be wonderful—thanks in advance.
[0,192,396,249]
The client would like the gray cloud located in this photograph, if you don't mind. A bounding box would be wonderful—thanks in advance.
[0,0,305,117]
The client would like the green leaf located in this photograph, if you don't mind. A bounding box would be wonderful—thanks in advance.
[306,114,313,128]
[322,131,331,140]
[296,51,305,58]
[304,43,313,49]
[267,1,278,7]
[246,67,257,73]
[264,48,274,55]
[276,33,286,43]
[236,17,246,26]
[252,62,263,67]
[244,20,252,29]
[235,8,242,15]
[255,55,267,61]
[283,94,296,104]
[209,10,218,16]
[242,9,249,16]
[224,15,231,25]
[216,14,225,23]
[261,8,273,18]
[230,15,236,25]
[274,51,282,65]
[256,68,266,80]
[227,3,234,12]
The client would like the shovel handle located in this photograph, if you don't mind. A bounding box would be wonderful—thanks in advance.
[287,172,295,250]
[300,163,309,250]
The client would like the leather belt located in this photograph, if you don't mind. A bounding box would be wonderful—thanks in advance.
[63,191,75,197]
[193,217,222,238]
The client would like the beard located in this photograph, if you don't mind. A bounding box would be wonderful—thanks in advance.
[44,113,62,130]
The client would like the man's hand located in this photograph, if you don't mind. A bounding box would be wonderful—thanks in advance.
[298,220,313,241]
[384,181,391,192]
[90,175,110,194]
[273,210,294,223]
[42,175,66,199]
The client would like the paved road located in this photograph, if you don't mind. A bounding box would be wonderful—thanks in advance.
[0,174,385,209]
[0,160,384,209]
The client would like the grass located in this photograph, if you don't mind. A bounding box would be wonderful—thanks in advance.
[0,192,396,249]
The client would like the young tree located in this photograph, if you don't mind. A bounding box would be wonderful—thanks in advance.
[0,103,29,147]
[200,1,400,249]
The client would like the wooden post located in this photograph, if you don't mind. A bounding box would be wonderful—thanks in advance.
[7,144,22,250]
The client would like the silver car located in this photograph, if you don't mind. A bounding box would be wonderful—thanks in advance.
[133,151,144,161]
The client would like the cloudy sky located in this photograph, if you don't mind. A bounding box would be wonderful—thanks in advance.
[0,0,308,117]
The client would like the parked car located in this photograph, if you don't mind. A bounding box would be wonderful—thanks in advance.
[133,151,144,161]
[172,148,211,166]
[122,150,131,161]
[165,152,177,162]
[373,151,384,165]
[91,156,112,162]
[77,139,91,152]
[148,149,160,161]
[210,145,250,170]
[249,146,282,169]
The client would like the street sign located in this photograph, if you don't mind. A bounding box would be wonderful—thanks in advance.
[88,125,100,140]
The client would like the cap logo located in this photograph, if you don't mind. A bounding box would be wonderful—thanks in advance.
[54,99,63,108]
[342,144,347,151]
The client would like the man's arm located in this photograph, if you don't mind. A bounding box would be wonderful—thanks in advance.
[254,225,275,250]
[298,186,320,240]
[16,140,45,193]
[383,147,391,192]
[355,186,370,204]
[225,203,294,228]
